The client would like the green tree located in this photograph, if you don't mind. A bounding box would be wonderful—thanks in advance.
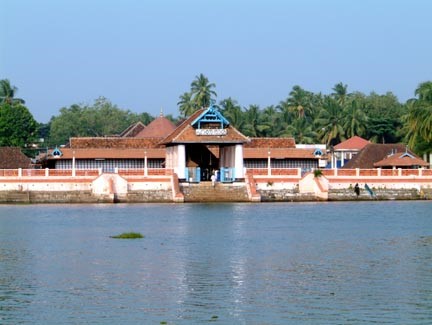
[177,92,197,118]
[219,98,246,132]
[0,79,25,104]
[0,103,37,146]
[362,91,404,143]
[331,82,349,105]
[287,85,313,120]
[404,82,432,153]
[284,117,317,144]
[49,97,152,145]
[342,99,367,138]
[316,97,345,146]
[190,73,217,109]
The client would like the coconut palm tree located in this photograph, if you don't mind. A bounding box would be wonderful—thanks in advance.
[190,74,217,108]
[177,92,197,117]
[404,83,432,150]
[343,99,367,138]
[219,98,246,132]
[414,81,432,103]
[287,85,313,120]
[316,97,345,146]
[0,79,25,104]
[283,117,317,144]
[331,82,349,105]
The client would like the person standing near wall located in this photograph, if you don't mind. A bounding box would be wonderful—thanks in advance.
[354,183,360,196]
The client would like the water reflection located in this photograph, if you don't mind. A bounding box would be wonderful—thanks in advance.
[0,202,431,324]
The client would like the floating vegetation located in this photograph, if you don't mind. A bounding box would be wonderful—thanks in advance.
[110,232,144,239]
[209,315,218,321]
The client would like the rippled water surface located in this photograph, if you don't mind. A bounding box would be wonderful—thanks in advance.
[0,201,431,324]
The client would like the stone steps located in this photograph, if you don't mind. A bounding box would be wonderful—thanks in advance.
[180,182,250,202]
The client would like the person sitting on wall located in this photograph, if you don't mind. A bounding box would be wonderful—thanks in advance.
[354,183,360,196]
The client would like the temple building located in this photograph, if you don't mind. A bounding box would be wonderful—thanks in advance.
[41,103,326,181]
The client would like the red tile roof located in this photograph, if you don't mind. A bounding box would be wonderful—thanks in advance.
[119,121,146,137]
[374,153,428,167]
[334,136,369,151]
[0,147,31,168]
[343,143,422,169]
[244,137,296,148]
[69,137,163,149]
[134,115,176,138]
[161,108,249,144]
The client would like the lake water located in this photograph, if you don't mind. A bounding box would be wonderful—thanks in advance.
[0,202,431,324]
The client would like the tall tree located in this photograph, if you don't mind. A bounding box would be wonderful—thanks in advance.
[287,85,313,120]
[316,97,345,146]
[331,82,349,105]
[404,82,432,153]
[0,79,25,104]
[190,73,217,108]
[342,99,367,138]
[219,98,245,132]
[49,97,153,145]
[0,103,36,146]
[283,117,317,144]
[177,92,196,118]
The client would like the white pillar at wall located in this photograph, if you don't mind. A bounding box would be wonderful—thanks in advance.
[267,150,271,176]
[177,144,186,179]
[72,151,76,177]
[144,151,148,176]
[234,144,244,179]
[429,153,432,168]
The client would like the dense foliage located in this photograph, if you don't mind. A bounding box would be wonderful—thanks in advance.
[1,77,431,157]
[178,77,408,147]
[0,80,37,147]
[48,97,154,145]
[0,103,37,147]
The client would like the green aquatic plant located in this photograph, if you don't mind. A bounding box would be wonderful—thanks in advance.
[313,169,323,177]
[110,232,144,239]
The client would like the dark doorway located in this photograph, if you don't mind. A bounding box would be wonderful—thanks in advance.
[186,144,219,181]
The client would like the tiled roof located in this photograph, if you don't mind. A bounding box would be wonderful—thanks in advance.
[161,109,249,144]
[334,136,369,151]
[0,147,31,168]
[134,115,176,138]
[69,137,163,149]
[244,137,296,148]
[119,121,146,137]
[49,148,166,159]
[342,143,420,169]
[374,153,428,167]
[244,148,320,159]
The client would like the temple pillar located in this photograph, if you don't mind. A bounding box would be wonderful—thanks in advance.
[234,144,244,179]
[177,144,186,179]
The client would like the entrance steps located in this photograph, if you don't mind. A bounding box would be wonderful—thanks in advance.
[180,181,250,202]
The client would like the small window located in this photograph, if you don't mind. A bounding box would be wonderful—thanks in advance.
[52,147,62,157]
[313,148,323,156]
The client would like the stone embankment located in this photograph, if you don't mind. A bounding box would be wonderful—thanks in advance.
[0,168,431,203]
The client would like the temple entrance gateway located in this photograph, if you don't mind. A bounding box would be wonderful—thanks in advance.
[162,102,249,183]
[185,144,219,181]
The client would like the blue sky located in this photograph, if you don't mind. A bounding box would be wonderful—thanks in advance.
[2,0,431,123]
